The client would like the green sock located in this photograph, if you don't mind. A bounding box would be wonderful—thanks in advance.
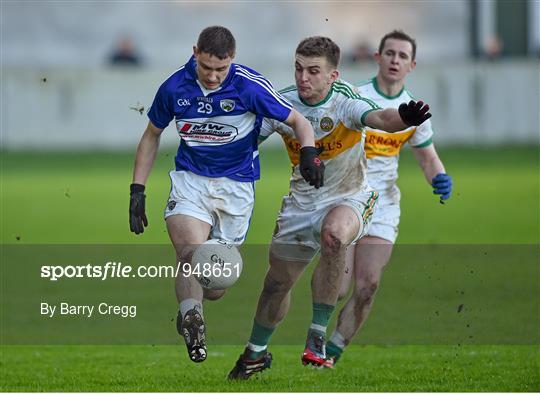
[327,331,346,362]
[326,340,343,362]
[311,302,335,332]
[246,320,275,360]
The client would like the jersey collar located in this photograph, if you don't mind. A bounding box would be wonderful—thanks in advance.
[372,76,405,100]
[299,86,333,107]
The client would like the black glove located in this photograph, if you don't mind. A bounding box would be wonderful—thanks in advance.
[129,183,148,234]
[299,146,325,189]
[398,100,432,126]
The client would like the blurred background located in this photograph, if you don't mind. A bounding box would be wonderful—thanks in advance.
[2,0,539,149]
[1,0,539,371]
[1,1,539,243]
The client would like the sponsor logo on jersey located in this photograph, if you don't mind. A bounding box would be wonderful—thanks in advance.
[167,200,177,211]
[364,128,416,158]
[281,123,362,165]
[320,117,334,132]
[365,134,405,148]
[220,99,235,112]
[176,120,238,143]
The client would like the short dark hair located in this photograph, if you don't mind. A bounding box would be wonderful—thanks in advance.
[296,36,341,69]
[378,30,417,60]
[196,26,236,59]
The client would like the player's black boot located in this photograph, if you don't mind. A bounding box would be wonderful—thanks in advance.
[177,307,207,363]
[227,348,273,380]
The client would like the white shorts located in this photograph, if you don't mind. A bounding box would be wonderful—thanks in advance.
[164,171,254,244]
[270,190,379,262]
[367,186,401,243]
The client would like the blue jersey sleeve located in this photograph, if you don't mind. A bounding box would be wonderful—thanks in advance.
[234,65,292,122]
[147,82,173,130]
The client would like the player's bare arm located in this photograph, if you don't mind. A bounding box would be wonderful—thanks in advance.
[364,100,431,132]
[283,108,316,147]
[132,121,164,185]
[412,144,445,184]
[412,144,452,202]
[129,121,163,235]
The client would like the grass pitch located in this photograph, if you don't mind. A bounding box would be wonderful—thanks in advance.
[1,146,538,244]
[1,146,539,391]
[1,345,538,392]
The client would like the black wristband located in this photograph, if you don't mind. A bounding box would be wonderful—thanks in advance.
[300,146,318,155]
[130,183,145,194]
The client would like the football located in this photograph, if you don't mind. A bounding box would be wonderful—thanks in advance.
[190,239,243,290]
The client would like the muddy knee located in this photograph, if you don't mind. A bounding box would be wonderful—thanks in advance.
[321,227,349,254]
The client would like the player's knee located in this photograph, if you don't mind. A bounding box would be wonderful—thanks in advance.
[354,281,379,305]
[175,249,195,268]
[203,288,226,301]
[320,228,347,254]
[262,275,292,297]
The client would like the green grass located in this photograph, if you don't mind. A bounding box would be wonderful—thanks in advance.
[1,146,538,244]
[1,345,538,391]
[1,147,539,391]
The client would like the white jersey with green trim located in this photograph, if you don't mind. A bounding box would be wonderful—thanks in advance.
[357,77,434,192]
[260,79,380,209]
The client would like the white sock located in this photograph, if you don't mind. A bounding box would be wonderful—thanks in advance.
[310,323,327,334]
[329,331,346,349]
[179,298,202,318]
[247,342,267,352]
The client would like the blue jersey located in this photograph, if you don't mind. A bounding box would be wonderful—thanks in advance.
[148,56,293,182]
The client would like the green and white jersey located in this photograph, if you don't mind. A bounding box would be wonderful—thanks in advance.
[260,79,380,209]
[357,77,434,192]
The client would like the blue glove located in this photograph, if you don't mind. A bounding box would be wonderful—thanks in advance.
[432,173,452,204]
